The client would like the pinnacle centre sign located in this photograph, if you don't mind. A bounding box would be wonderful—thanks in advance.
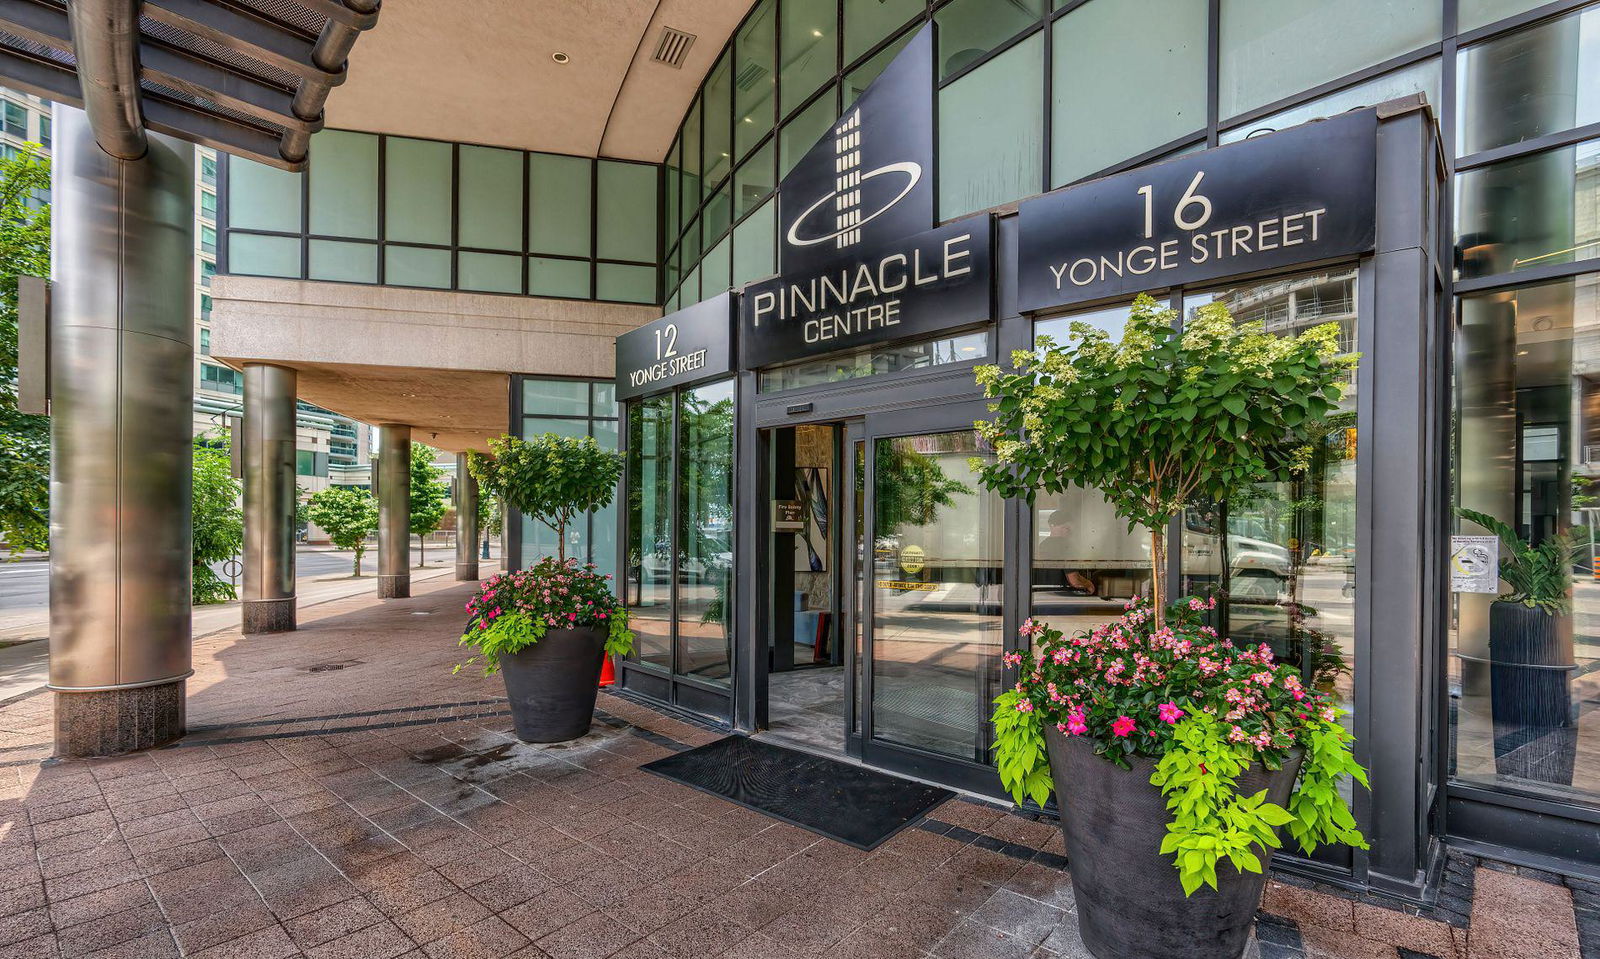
[738,28,992,370]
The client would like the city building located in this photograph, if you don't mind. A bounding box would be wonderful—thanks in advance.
[7,0,1598,910]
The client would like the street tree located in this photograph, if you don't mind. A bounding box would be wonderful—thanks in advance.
[409,444,449,567]
[192,435,243,604]
[0,146,50,557]
[307,486,378,576]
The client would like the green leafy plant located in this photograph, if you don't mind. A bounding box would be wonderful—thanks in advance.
[455,558,634,675]
[974,293,1352,629]
[0,145,50,557]
[1456,507,1577,614]
[409,444,449,567]
[306,486,379,576]
[468,434,622,562]
[191,435,243,605]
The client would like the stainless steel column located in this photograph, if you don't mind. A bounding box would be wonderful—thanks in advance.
[242,364,298,633]
[376,423,411,598]
[454,454,480,581]
[48,106,193,757]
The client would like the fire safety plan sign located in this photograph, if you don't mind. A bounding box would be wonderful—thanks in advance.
[1449,536,1500,593]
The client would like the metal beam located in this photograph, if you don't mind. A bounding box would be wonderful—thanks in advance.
[141,0,325,81]
[140,38,316,132]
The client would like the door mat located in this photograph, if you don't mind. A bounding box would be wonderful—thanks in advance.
[640,735,954,849]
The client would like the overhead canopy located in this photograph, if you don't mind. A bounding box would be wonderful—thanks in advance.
[0,0,380,169]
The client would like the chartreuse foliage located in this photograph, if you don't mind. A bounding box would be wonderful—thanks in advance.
[992,689,1052,809]
[468,434,621,562]
[973,293,1352,627]
[1456,506,1578,614]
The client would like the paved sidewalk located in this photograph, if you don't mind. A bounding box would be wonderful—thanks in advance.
[0,578,1590,959]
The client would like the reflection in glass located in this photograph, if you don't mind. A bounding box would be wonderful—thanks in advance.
[781,0,838,116]
[1453,274,1600,803]
[1179,269,1361,842]
[1031,486,1151,634]
[1219,59,1440,145]
[626,397,673,670]
[1455,140,1600,280]
[735,0,776,160]
[758,331,988,392]
[872,431,1004,761]
[1457,5,1600,157]
[843,0,920,65]
[935,0,1043,80]
[1034,302,1132,345]
[675,381,736,684]
[703,52,733,193]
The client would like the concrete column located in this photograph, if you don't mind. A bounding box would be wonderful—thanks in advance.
[242,364,297,633]
[376,424,411,598]
[454,454,480,581]
[48,106,193,758]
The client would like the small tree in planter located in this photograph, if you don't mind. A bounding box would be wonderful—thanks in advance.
[977,294,1368,959]
[460,434,632,743]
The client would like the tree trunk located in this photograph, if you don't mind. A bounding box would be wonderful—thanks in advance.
[352,545,362,577]
[1150,528,1168,630]
[418,534,425,569]
[556,519,566,562]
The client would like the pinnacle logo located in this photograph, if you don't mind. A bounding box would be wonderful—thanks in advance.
[784,107,923,252]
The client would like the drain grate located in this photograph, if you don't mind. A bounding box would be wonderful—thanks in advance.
[306,660,363,673]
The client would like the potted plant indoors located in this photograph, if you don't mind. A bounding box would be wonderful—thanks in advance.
[1456,508,1578,784]
[459,434,633,743]
[976,295,1369,959]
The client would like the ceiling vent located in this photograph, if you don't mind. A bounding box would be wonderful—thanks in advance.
[652,26,696,68]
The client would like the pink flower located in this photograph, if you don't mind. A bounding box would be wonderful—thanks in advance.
[1157,702,1184,724]
[568,612,577,622]
[1015,700,1034,713]
[1066,710,1088,735]
[1111,716,1136,737]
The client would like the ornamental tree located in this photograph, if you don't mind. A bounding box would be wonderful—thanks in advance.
[306,486,379,576]
[974,293,1353,629]
[408,444,449,567]
[468,434,622,562]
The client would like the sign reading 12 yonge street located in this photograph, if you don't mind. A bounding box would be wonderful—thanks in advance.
[615,292,734,402]
[739,28,992,370]
[1017,109,1378,313]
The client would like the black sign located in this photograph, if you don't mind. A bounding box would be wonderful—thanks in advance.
[739,26,993,369]
[740,216,992,369]
[1017,109,1377,313]
[615,292,734,401]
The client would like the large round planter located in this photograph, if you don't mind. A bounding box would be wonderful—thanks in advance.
[1044,727,1304,959]
[497,626,607,743]
[1488,601,1577,784]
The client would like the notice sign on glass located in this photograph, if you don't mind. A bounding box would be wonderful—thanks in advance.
[1016,109,1377,313]
[1449,535,1500,594]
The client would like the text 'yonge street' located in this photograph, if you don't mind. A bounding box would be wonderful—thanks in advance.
[627,347,708,390]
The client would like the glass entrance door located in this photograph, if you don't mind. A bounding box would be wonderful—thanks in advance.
[862,418,1006,768]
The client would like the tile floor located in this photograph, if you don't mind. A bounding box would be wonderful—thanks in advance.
[0,576,1592,959]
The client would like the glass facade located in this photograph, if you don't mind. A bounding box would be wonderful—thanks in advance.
[516,378,620,572]
[223,131,660,304]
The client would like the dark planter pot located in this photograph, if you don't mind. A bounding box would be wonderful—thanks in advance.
[1044,727,1304,959]
[1488,601,1577,785]
[497,626,607,743]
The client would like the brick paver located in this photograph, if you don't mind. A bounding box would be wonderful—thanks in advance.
[0,576,1587,959]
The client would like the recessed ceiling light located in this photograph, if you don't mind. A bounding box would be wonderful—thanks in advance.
[552,52,570,64]
[811,29,823,37]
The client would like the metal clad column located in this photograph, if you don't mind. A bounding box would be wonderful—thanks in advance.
[49,106,193,757]
[454,454,479,581]
[377,424,411,598]
[242,364,297,632]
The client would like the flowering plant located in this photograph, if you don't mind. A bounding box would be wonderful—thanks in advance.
[454,558,634,675]
[993,595,1368,896]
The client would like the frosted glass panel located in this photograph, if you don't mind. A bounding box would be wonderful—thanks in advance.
[733,196,776,286]
[682,265,701,306]
[1219,0,1441,118]
[735,141,775,219]
[530,257,592,298]
[385,245,451,288]
[780,86,836,177]
[845,30,914,104]
[229,233,300,277]
[844,0,920,64]
[597,263,657,304]
[308,239,377,283]
[596,161,658,263]
[1459,0,1547,32]
[458,251,522,293]
[936,0,1043,80]
[782,0,838,115]
[735,0,776,159]
[523,379,589,416]
[308,130,377,238]
[704,51,734,192]
[529,153,591,257]
[939,34,1043,219]
[702,235,731,296]
[1052,0,1206,186]
[385,137,452,245]
[228,158,301,232]
[1221,59,1440,144]
[458,145,523,250]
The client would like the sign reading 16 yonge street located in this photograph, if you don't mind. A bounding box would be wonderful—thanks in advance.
[1017,109,1377,313]
[739,28,992,370]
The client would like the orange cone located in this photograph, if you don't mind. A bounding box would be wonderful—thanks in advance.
[598,655,615,688]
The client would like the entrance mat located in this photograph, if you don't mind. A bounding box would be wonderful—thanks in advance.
[640,735,954,849]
